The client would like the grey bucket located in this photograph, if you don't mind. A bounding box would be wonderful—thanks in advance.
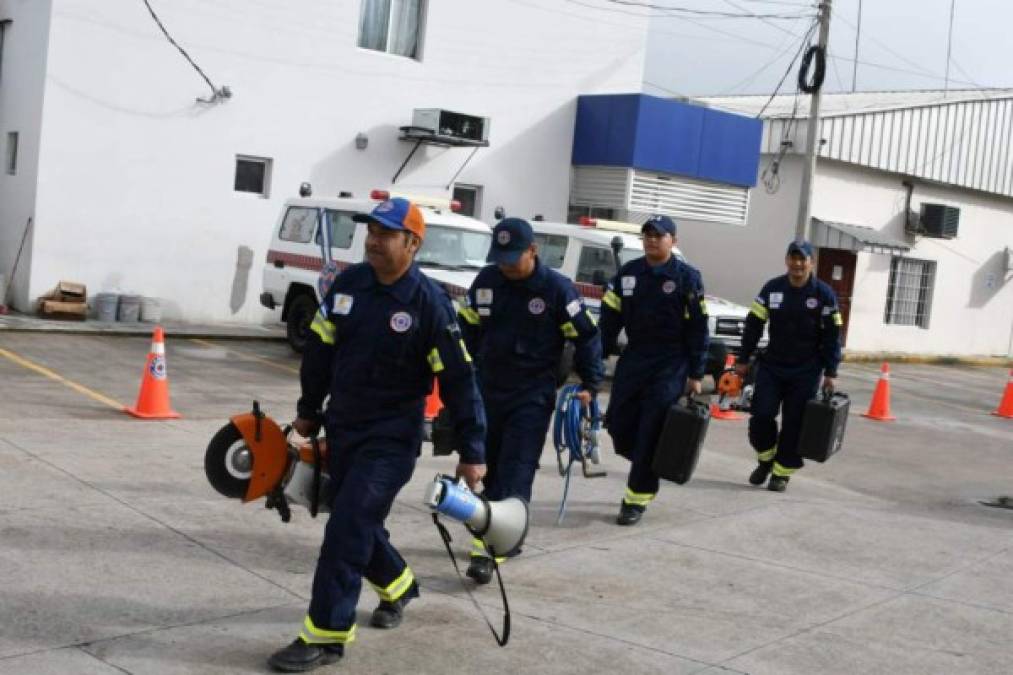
[118,294,142,322]
[140,297,162,323]
[95,293,119,322]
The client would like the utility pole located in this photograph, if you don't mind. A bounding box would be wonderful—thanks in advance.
[795,0,832,242]
[944,0,956,98]
[851,0,862,92]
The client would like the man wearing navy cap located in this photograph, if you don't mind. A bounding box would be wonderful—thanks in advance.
[457,217,603,582]
[266,198,487,672]
[735,240,842,492]
[600,214,710,526]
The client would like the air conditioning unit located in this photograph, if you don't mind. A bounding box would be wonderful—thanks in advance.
[410,109,490,144]
[917,203,960,239]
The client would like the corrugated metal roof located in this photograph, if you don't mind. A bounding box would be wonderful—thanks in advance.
[699,89,1013,119]
[697,89,1013,199]
[812,218,911,255]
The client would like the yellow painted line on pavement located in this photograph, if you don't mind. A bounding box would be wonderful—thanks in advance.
[189,339,299,374]
[0,346,124,410]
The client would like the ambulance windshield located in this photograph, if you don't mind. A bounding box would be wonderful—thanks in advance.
[416,225,491,270]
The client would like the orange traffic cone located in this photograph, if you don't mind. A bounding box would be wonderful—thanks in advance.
[711,354,743,420]
[424,379,443,419]
[992,369,1013,418]
[125,326,180,419]
[861,362,895,421]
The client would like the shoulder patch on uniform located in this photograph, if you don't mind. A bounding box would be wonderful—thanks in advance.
[768,291,783,309]
[806,297,819,309]
[822,306,834,316]
[566,299,581,317]
[476,288,493,305]
[478,307,491,316]
[621,275,636,290]
[334,293,354,315]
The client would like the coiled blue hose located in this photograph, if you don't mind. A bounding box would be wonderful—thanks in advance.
[552,384,601,524]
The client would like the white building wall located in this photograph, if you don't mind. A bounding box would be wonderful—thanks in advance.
[813,160,1013,357]
[0,0,52,309]
[29,0,646,322]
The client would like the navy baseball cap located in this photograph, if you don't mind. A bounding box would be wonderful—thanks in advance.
[787,240,814,258]
[487,218,534,264]
[642,215,677,237]
[353,197,426,239]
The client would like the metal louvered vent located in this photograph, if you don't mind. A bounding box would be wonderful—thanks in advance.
[570,166,750,225]
[629,170,750,225]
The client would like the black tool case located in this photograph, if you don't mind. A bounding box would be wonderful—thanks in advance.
[651,396,711,484]
[798,392,850,462]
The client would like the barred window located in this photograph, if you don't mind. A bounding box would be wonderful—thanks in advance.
[884,257,936,328]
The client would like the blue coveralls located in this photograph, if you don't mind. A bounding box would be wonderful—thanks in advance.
[600,256,710,508]
[458,260,603,557]
[738,274,842,477]
[296,262,485,648]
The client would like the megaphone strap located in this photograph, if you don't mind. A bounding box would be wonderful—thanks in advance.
[431,513,511,647]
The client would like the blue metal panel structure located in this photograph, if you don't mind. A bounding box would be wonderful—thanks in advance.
[572,93,762,188]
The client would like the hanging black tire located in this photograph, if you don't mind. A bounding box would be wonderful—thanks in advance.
[286,293,318,354]
[205,422,252,499]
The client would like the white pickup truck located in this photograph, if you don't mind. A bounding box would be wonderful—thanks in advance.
[527,217,767,382]
[259,188,491,351]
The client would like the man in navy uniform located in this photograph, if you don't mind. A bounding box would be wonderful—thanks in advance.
[735,240,842,492]
[267,198,487,672]
[600,215,709,526]
[457,217,603,583]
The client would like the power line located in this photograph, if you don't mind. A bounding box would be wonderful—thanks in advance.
[826,52,980,89]
[716,23,808,95]
[140,0,230,103]
[564,0,813,20]
[756,17,819,116]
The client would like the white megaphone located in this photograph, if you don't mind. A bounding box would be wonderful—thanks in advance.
[423,475,529,558]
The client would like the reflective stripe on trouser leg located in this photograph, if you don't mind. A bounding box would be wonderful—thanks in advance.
[300,615,357,645]
[772,462,797,477]
[623,487,656,507]
[368,566,415,602]
[756,447,776,463]
[469,537,506,563]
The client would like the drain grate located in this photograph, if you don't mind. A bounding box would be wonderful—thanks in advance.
[980,496,1013,510]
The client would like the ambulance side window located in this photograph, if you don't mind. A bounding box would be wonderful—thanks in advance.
[279,207,318,243]
[315,210,357,249]
[576,245,615,284]
[533,233,567,269]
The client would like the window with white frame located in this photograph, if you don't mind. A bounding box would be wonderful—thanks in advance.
[884,256,936,328]
[358,0,424,59]
[5,131,16,175]
[234,155,271,197]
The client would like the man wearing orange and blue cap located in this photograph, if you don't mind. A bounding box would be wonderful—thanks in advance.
[267,197,487,672]
[600,215,710,526]
[735,239,842,492]
[457,217,603,584]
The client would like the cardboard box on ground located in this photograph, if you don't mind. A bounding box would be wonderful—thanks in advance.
[37,281,87,320]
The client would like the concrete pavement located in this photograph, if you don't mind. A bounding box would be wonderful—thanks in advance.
[0,332,1010,674]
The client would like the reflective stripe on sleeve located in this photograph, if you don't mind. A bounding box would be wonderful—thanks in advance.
[749,301,769,321]
[458,339,473,363]
[560,321,578,338]
[427,348,445,373]
[699,298,709,315]
[310,312,336,345]
[458,306,481,325]
[832,311,843,326]
[602,290,622,311]
[300,615,357,645]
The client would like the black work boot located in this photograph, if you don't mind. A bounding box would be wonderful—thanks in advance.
[749,461,773,486]
[768,475,790,492]
[267,638,343,673]
[466,556,495,585]
[370,581,419,629]
[616,502,645,526]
